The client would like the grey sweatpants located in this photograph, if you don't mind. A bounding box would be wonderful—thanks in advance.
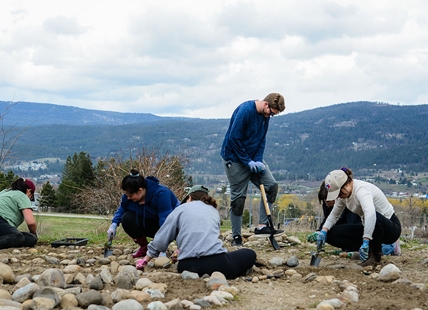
[222,158,278,237]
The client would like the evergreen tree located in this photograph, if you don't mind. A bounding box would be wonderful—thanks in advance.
[0,170,17,190]
[39,181,57,211]
[57,152,95,213]
[62,152,95,186]
[57,179,80,213]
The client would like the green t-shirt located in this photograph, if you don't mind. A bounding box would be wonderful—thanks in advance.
[0,189,32,227]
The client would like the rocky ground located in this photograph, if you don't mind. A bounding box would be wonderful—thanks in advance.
[0,232,427,310]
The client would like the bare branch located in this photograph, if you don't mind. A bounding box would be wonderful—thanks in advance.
[0,101,30,168]
[73,147,189,214]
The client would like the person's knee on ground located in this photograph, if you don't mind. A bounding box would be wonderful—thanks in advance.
[22,232,38,248]
[0,233,26,249]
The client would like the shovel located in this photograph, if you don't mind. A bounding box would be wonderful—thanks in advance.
[163,250,180,268]
[310,242,324,266]
[103,236,113,258]
[310,251,322,266]
[259,179,280,250]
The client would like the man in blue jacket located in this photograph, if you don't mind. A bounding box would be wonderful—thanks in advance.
[221,93,286,246]
[107,169,180,258]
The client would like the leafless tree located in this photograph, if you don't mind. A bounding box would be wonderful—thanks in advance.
[74,148,189,214]
[0,101,28,168]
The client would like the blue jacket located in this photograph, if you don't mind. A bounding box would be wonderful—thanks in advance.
[221,100,269,165]
[111,176,180,228]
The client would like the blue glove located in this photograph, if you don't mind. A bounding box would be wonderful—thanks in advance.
[316,230,327,251]
[255,161,266,173]
[359,239,370,261]
[107,223,118,239]
[248,161,258,173]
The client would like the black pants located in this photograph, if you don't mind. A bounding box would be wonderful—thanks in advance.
[177,248,256,279]
[121,211,160,239]
[327,212,401,253]
[0,216,37,249]
[371,213,401,254]
[327,223,364,251]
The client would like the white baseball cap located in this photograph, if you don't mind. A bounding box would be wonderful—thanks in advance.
[325,170,348,200]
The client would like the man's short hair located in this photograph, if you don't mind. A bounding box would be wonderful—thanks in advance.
[264,93,286,112]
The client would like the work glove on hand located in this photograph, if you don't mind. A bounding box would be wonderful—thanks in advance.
[248,161,258,173]
[107,223,117,239]
[359,239,370,261]
[307,232,318,243]
[316,230,327,252]
[136,256,149,270]
[170,249,180,264]
[255,161,266,174]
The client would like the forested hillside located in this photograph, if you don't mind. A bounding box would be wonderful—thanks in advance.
[3,100,428,180]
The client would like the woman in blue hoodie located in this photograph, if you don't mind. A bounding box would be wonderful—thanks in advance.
[107,169,180,258]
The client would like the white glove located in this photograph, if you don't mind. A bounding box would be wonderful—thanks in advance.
[107,223,118,239]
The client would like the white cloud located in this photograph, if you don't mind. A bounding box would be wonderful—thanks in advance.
[0,0,427,119]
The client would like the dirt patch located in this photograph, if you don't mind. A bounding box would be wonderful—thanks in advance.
[1,238,428,309]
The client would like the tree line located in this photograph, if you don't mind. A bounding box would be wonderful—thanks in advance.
[9,149,191,215]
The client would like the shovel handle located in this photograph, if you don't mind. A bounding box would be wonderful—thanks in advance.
[259,177,280,250]
[259,184,271,216]
[105,235,113,247]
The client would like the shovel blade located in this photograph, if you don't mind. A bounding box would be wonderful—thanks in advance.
[104,237,113,257]
[269,235,281,250]
[310,254,321,266]
[104,248,113,257]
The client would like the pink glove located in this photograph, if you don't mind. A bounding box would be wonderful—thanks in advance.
[136,257,149,270]
[171,249,180,264]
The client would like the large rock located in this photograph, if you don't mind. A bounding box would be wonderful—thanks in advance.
[379,264,402,282]
[37,269,66,288]
[0,262,15,283]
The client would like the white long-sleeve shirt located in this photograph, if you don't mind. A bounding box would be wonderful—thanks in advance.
[323,179,395,240]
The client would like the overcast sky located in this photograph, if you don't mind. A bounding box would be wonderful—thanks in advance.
[1,1,427,119]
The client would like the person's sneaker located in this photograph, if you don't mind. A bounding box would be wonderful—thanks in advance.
[254,226,285,237]
[231,235,243,246]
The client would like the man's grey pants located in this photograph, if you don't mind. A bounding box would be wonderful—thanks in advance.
[222,158,278,238]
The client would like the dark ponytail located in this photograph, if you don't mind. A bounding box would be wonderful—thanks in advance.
[121,169,147,194]
[11,178,28,194]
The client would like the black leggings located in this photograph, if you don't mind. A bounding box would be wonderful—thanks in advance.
[327,223,364,251]
[371,213,401,254]
[121,211,160,239]
[177,248,256,279]
[327,213,401,253]
[0,216,37,249]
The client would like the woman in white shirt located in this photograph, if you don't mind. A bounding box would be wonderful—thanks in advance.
[317,168,401,266]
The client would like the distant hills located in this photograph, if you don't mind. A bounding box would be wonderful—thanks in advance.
[0,101,183,125]
[1,100,427,181]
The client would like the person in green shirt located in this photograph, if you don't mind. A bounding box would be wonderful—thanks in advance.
[0,177,38,249]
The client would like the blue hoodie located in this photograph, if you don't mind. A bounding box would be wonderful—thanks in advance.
[221,100,269,165]
[111,176,180,228]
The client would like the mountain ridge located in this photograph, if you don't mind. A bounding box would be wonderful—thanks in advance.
[2,100,427,180]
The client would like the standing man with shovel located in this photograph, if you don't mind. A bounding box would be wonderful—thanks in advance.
[221,93,286,247]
